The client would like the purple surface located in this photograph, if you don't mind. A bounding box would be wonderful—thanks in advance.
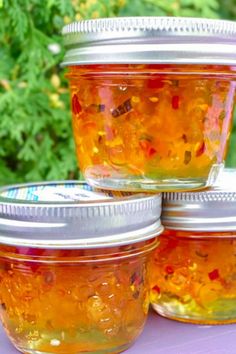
[1,310,236,353]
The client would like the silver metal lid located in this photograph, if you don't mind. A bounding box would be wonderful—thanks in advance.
[62,17,236,66]
[162,169,236,232]
[0,181,162,249]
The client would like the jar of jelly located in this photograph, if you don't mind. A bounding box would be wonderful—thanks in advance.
[0,181,163,354]
[150,169,236,324]
[62,17,236,192]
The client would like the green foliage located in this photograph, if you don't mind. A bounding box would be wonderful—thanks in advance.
[120,0,220,18]
[0,0,235,185]
[0,0,76,184]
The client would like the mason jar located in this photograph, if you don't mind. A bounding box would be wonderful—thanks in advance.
[62,17,236,192]
[0,181,163,354]
[150,169,236,324]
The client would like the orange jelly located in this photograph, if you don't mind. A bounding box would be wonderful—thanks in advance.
[0,241,156,354]
[62,17,236,191]
[0,181,162,353]
[150,169,236,324]
[68,64,235,192]
[150,230,236,324]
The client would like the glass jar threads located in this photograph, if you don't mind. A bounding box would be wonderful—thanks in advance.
[62,17,236,192]
[150,169,236,324]
[0,181,162,354]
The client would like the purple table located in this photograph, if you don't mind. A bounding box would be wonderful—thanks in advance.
[1,310,236,353]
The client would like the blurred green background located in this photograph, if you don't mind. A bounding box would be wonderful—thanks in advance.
[0,0,235,185]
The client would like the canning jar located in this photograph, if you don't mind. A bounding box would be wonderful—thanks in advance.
[0,181,163,354]
[150,169,236,324]
[62,17,236,192]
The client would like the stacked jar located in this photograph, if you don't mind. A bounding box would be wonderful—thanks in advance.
[150,169,236,324]
[0,16,236,354]
[62,17,236,192]
[0,182,163,354]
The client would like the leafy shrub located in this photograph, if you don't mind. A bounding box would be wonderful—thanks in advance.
[0,0,235,185]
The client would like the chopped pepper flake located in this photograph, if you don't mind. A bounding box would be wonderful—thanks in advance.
[195,142,205,157]
[147,78,164,89]
[208,269,220,281]
[172,95,179,110]
[139,140,157,158]
[165,265,174,275]
[87,104,105,113]
[72,94,82,115]
[184,151,192,165]
[133,291,140,299]
[112,98,132,118]
[152,285,160,294]
[163,80,172,85]
[148,147,157,157]
[195,250,208,258]
[130,284,135,292]
[98,131,106,136]
[131,96,140,103]
[199,104,208,111]
[130,271,143,286]
[149,96,159,103]
[182,134,188,143]
[139,134,152,142]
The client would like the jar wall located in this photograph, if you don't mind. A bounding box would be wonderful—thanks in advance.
[150,230,236,324]
[68,64,236,192]
[0,239,157,354]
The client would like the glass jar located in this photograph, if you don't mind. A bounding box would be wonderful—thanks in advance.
[150,169,236,324]
[62,17,236,192]
[0,181,163,354]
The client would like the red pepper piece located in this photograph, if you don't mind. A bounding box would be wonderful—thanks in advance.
[72,94,82,115]
[172,95,179,110]
[165,265,174,275]
[195,142,206,157]
[152,285,160,294]
[148,147,157,157]
[208,269,220,281]
[139,140,157,158]
[147,78,164,89]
